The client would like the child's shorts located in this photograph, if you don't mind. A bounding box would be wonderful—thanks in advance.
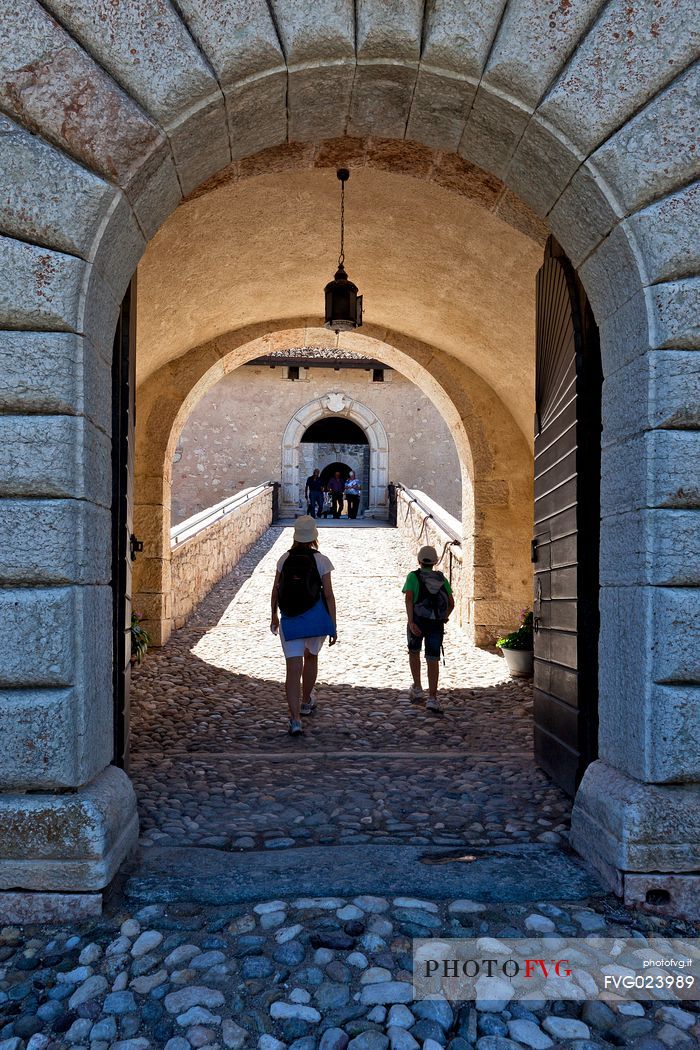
[407,617,444,661]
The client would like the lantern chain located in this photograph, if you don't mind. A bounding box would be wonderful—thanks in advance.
[338,177,345,268]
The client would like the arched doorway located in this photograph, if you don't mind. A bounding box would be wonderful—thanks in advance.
[301,417,369,516]
[281,393,389,517]
[0,1,696,900]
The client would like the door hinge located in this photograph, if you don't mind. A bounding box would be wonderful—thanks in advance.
[130,534,144,561]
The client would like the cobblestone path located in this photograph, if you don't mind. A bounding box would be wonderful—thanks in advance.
[130,525,570,854]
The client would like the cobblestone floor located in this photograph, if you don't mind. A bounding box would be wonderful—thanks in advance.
[1,895,698,1050]
[130,526,568,853]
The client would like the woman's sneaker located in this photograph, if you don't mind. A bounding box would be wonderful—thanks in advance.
[300,689,317,716]
[426,696,444,715]
[288,719,303,735]
[408,685,424,703]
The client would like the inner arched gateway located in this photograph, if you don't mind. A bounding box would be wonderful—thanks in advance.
[0,0,697,916]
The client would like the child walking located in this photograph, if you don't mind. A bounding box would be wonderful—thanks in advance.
[403,545,455,714]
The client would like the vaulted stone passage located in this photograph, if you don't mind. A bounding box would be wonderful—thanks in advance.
[0,0,697,907]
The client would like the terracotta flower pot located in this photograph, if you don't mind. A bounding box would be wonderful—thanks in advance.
[500,647,533,677]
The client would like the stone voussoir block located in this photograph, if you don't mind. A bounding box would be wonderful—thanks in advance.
[602,349,700,444]
[579,222,644,323]
[0,584,112,787]
[601,429,700,513]
[505,116,582,219]
[547,161,621,270]
[598,583,700,780]
[406,70,476,154]
[288,65,355,142]
[348,62,418,140]
[174,0,285,87]
[650,586,700,685]
[589,63,700,215]
[0,765,139,892]
[0,112,118,258]
[600,508,700,588]
[0,415,111,506]
[0,586,84,689]
[0,235,86,331]
[0,499,111,585]
[458,86,530,180]
[648,278,700,350]
[539,1,697,158]
[0,1,165,197]
[625,180,700,286]
[0,331,111,434]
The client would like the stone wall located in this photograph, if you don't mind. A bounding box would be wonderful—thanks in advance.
[396,487,469,636]
[170,486,273,630]
[171,365,463,523]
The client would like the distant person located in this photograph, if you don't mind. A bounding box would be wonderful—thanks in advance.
[344,470,361,519]
[327,471,345,518]
[403,545,455,715]
[270,516,337,735]
[305,468,325,518]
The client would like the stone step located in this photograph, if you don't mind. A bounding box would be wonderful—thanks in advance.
[124,842,602,906]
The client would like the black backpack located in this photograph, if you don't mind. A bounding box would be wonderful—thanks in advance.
[413,568,450,622]
[278,547,322,616]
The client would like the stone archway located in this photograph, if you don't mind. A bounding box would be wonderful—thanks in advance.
[281,392,390,516]
[134,322,532,652]
[0,1,697,899]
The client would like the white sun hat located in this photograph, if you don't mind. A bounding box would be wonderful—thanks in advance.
[294,515,319,543]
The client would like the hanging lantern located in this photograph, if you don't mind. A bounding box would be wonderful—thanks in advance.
[324,168,363,332]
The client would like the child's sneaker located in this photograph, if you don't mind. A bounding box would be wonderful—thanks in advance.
[288,719,303,735]
[408,685,424,703]
[426,696,443,715]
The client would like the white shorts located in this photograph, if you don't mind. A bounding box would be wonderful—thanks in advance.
[279,625,327,659]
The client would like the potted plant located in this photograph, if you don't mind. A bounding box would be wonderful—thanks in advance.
[130,612,150,666]
[497,609,534,677]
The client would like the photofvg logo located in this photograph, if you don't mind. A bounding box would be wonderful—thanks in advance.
[413,938,700,1003]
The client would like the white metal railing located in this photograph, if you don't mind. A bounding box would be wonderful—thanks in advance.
[395,483,462,546]
[170,482,274,548]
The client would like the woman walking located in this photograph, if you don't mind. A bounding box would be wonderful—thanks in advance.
[344,470,361,519]
[270,516,337,734]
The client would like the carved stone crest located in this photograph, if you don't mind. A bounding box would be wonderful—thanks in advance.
[323,392,350,414]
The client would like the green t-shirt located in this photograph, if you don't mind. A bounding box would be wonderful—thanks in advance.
[402,569,453,601]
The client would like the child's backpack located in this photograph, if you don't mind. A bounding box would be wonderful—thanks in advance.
[413,568,450,622]
[278,548,322,616]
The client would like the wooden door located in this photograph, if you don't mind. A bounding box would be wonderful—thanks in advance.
[532,237,602,797]
[111,278,137,771]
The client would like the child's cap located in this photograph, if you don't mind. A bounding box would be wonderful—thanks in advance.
[417,545,438,565]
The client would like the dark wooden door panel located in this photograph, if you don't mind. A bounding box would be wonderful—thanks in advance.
[534,423,578,478]
[112,278,136,772]
[533,726,578,797]
[535,598,578,632]
[534,476,577,524]
[534,690,580,746]
[534,627,578,668]
[533,237,601,796]
[534,659,579,704]
[535,505,577,541]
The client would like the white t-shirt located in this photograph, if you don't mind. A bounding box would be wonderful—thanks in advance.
[276,550,334,577]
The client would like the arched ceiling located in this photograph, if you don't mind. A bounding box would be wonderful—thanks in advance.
[136,166,542,441]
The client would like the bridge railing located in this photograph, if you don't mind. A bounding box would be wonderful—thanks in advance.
[170,482,277,629]
[393,483,468,629]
